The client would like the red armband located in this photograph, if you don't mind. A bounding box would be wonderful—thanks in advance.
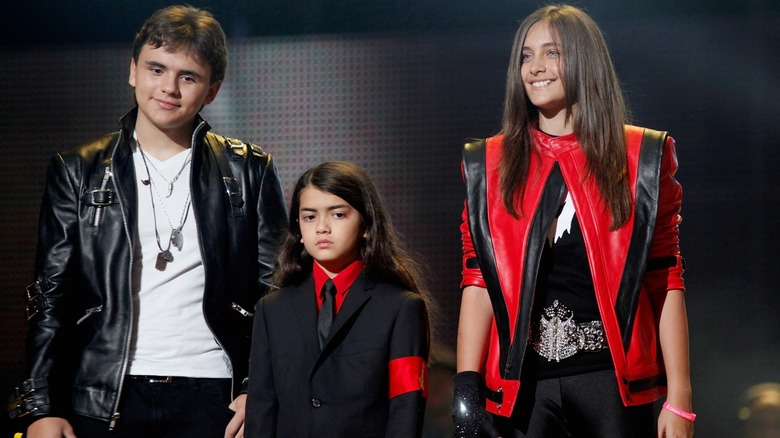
[388,356,427,399]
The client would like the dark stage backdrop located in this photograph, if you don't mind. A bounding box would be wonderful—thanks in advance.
[1,5,778,437]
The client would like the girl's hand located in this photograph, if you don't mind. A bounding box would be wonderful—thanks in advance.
[658,407,694,438]
[452,371,501,438]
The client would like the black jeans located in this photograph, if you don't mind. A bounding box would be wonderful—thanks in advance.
[70,376,234,437]
[494,369,655,438]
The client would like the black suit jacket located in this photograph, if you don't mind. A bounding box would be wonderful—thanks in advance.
[246,271,429,437]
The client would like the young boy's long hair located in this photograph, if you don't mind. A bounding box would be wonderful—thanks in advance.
[500,4,632,230]
[273,161,429,304]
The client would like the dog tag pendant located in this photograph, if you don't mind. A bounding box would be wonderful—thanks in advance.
[155,250,174,271]
[171,228,183,250]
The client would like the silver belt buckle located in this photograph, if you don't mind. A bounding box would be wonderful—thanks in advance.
[530,300,608,362]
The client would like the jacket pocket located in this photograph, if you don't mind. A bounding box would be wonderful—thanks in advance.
[339,336,385,356]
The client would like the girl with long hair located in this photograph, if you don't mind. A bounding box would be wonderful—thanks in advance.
[454,5,693,437]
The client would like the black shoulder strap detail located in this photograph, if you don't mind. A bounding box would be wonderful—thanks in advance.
[82,133,122,227]
[615,128,668,351]
[205,132,246,217]
[462,139,513,376]
[647,256,677,271]
[82,133,120,203]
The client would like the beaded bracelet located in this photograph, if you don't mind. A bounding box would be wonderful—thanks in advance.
[663,401,696,421]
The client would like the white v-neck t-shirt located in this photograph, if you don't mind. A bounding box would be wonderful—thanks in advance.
[127,140,230,378]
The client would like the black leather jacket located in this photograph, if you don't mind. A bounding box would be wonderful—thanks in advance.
[10,108,288,426]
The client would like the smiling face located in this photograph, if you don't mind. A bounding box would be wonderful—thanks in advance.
[520,21,570,132]
[298,186,366,276]
[129,44,221,139]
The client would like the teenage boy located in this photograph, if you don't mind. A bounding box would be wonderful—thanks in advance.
[8,5,287,437]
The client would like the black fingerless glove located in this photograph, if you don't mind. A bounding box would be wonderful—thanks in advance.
[452,371,500,438]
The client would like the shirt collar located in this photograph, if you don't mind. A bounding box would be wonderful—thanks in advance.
[313,259,364,296]
[531,124,579,158]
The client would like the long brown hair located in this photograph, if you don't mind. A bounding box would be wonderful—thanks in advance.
[500,4,632,230]
[273,162,431,309]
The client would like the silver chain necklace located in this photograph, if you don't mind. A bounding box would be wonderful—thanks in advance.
[141,147,192,197]
[136,138,192,271]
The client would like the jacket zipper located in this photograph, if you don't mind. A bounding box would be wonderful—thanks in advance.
[503,184,562,377]
[190,123,239,399]
[109,129,131,430]
[110,123,206,427]
[76,306,103,325]
[92,166,114,227]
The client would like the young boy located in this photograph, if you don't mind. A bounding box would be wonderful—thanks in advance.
[247,162,430,437]
[8,5,287,437]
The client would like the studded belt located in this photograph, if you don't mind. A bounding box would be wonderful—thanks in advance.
[529,300,608,362]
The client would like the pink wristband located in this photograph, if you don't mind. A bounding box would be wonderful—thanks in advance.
[663,401,696,421]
